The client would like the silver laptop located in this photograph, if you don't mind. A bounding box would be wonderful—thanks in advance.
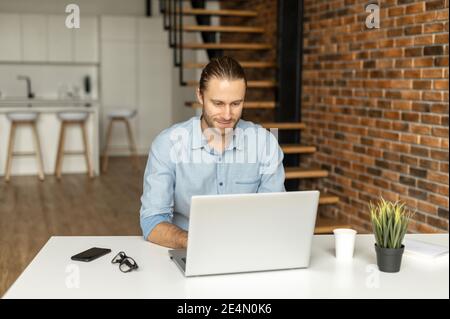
[169,190,319,277]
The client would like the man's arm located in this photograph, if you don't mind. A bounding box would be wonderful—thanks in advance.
[147,222,188,249]
[140,129,183,247]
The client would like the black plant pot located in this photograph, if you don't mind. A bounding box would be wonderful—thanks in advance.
[375,244,405,273]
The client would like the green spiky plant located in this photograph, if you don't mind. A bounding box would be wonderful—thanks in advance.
[369,198,415,249]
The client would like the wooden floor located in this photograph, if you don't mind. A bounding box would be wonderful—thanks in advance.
[0,157,145,297]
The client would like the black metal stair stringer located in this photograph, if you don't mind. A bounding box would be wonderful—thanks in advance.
[276,0,304,191]
[190,0,223,60]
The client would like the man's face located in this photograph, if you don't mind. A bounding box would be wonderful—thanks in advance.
[197,77,245,135]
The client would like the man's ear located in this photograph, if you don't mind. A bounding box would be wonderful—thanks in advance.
[196,88,203,105]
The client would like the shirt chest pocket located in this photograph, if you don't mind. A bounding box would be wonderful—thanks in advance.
[233,177,260,194]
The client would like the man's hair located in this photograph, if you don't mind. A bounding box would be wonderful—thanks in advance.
[199,56,247,95]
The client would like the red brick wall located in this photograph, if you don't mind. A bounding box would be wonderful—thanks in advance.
[300,0,449,233]
[217,0,448,233]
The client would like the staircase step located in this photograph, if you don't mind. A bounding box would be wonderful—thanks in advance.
[261,122,306,130]
[247,80,276,88]
[185,101,276,109]
[284,167,328,179]
[183,61,276,69]
[181,25,265,33]
[180,43,272,50]
[179,0,249,1]
[315,216,350,234]
[178,8,258,17]
[281,145,316,154]
[319,194,340,205]
[186,80,276,88]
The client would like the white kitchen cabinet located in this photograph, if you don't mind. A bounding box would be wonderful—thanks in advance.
[100,41,137,149]
[100,16,136,42]
[100,17,146,154]
[0,14,21,61]
[74,16,99,63]
[138,18,167,44]
[100,16,137,107]
[100,16,194,155]
[100,41,137,108]
[21,14,48,62]
[47,15,73,62]
[137,18,173,153]
[100,16,139,150]
[0,14,99,63]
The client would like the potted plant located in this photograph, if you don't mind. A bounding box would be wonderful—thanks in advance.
[369,198,414,273]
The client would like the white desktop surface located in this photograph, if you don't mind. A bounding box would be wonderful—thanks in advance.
[3,234,448,299]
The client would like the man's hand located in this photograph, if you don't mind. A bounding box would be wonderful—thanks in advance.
[147,222,188,249]
[180,231,188,248]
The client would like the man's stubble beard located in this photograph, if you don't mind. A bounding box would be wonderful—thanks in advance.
[201,98,240,136]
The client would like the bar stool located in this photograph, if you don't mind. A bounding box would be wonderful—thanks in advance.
[54,111,94,179]
[102,109,139,173]
[4,112,44,182]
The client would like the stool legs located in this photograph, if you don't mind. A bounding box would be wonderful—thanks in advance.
[124,119,140,170]
[55,122,66,179]
[81,121,94,178]
[101,119,114,173]
[102,117,139,173]
[4,122,16,182]
[4,121,45,182]
[31,122,45,181]
[55,121,94,179]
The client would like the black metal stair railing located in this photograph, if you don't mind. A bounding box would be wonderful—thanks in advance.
[190,0,222,60]
[158,0,187,85]
[159,0,223,86]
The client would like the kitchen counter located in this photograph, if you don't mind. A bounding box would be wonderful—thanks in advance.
[0,100,100,177]
[0,97,99,108]
[0,105,97,113]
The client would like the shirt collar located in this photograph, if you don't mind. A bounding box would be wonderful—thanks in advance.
[191,116,244,151]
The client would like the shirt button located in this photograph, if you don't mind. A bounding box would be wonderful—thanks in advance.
[219,182,223,186]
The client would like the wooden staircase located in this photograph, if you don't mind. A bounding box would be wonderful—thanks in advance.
[159,0,345,234]
[177,8,259,17]
[185,101,276,109]
[180,25,266,33]
[186,80,276,88]
[183,61,276,68]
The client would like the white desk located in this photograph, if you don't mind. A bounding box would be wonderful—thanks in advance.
[3,234,448,299]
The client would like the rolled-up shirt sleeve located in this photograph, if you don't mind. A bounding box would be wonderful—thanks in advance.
[140,130,175,240]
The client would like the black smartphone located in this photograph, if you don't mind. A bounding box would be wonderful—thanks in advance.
[71,247,111,262]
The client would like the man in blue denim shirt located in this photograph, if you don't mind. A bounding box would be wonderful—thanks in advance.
[140,56,285,249]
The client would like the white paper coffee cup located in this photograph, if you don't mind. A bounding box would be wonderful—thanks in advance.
[333,228,357,260]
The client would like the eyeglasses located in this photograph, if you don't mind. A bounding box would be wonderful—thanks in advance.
[111,251,139,273]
